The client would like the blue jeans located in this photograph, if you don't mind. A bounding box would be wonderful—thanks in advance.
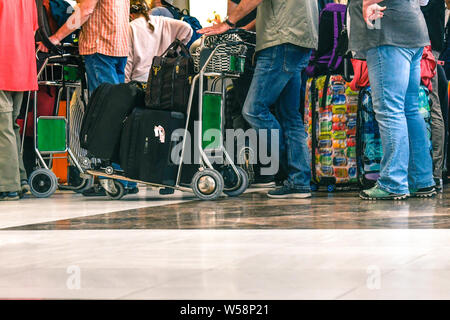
[366,46,435,194]
[84,53,136,189]
[84,53,127,95]
[242,44,312,191]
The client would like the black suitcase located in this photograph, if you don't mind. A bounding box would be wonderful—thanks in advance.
[79,81,145,161]
[120,108,186,186]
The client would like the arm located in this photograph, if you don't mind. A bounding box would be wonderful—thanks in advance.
[228,0,256,31]
[168,19,194,45]
[227,0,237,16]
[242,19,256,31]
[199,0,262,36]
[37,0,99,52]
[124,27,134,83]
[363,0,386,28]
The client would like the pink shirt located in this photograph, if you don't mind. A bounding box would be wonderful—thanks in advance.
[0,0,39,91]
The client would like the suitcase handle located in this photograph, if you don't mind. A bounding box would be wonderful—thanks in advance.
[161,39,191,58]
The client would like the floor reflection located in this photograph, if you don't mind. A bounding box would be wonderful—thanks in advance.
[7,189,449,230]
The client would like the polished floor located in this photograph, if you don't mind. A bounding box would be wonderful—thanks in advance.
[0,186,449,299]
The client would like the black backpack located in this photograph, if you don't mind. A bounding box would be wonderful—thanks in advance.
[145,39,194,113]
[161,1,203,48]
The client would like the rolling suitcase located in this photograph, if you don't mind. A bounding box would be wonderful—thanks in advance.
[356,87,383,188]
[356,85,433,188]
[305,74,359,191]
[79,81,145,161]
[119,108,186,186]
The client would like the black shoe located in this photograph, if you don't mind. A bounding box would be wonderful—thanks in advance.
[127,187,140,195]
[267,185,311,199]
[409,186,437,198]
[82,185,106,197]
[0,191,20,201]
[19,180,30,199]
[21,180,30,194]
[251,175,276,188]
[159,187,175,195]
[434,178,443,193]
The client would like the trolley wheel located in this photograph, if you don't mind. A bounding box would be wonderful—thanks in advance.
[105,166,114,175]
[310,183,319,192]
[80,157,92,169]
[29,168,58,198]
[105,180,126,200]
[327,184,336,192]
[191,168,224,201]
[224,166,249,197]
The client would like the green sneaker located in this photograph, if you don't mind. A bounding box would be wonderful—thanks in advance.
[409,186,437,198]
[359,185,408,200]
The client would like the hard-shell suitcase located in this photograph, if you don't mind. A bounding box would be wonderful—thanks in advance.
[79,81,145,161]
[356,85,433,188]
[305,74,359,191]
[355,87,383,188]
[119,108,186,186]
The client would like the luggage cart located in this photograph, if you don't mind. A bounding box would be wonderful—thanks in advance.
[23,47,93,198]
[23,0,92,198]
[86,30,255,200]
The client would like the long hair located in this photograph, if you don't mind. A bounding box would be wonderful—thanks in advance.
[130,0,155,31]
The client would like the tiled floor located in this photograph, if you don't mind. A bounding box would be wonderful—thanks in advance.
[0,186,449,299]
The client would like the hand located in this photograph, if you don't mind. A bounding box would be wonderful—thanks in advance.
[363,2,386,29]
[36,35,61,53]
[198,22,231,37]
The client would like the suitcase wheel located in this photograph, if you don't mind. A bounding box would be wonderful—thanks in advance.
[29,168,58,198]
[104,180,126,200]
[191,168,224,201]
[327,184,336,192]
[223,166,249,198]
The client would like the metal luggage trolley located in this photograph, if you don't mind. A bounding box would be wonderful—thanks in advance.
[86,30,254,201]
[23,46,93,198]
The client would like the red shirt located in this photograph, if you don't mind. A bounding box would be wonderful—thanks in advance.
[0,0,39,91]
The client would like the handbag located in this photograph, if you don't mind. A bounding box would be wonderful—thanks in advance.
[145,39,194,113]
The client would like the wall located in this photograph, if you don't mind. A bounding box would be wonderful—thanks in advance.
[173,0,189,10]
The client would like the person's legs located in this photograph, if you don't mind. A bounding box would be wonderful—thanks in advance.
[11,93,27,183]
[273,44,312,191]
[83,54,135,194]
[429,50,445,187]
[363,46,413,197]
[405,48,435,195]
[115,57,127,84]
[10,92,28,195]
[0,91,21,199]
[242,44,312,197]
[83,53,122,96]
[242,45,290,137]
[242,45,292,180]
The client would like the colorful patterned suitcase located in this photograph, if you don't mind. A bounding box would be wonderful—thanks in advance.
[305,74,359,191]
[356,85,432,188]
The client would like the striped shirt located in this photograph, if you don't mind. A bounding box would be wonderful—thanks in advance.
[79,0,130,57]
